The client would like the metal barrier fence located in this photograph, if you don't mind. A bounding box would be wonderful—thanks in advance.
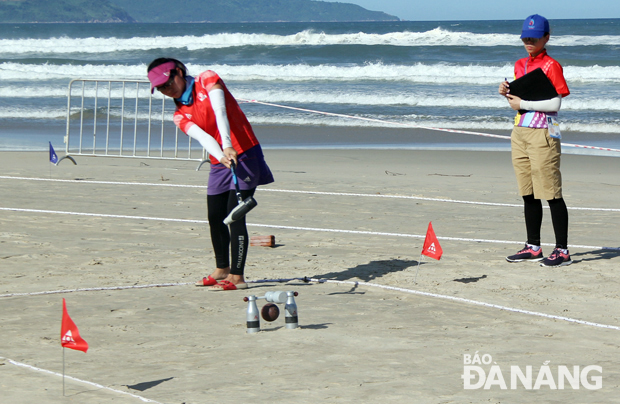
[61,79,208,170]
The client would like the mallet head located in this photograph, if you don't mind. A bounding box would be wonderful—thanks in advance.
[223,197,257,225]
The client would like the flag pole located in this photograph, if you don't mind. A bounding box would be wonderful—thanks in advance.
[49,142,53,179]
[415,255,424,284]
[60,297,89,397]
[62,347,65,396]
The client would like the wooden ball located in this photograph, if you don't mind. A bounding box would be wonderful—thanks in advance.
[261,303,280,322]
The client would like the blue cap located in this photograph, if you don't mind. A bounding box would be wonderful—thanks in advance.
[521,14,549,39]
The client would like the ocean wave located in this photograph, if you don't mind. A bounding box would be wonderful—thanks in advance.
[247,115,620,134]
[3,62,620,85]
[0,84,504,107]
[239,92,620,112]
[3,104,619,134]
[4,82,620,112]
[2,29,620,54]
[0,107,68,119]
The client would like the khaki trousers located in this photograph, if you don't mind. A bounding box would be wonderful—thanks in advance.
[511,126,562,200]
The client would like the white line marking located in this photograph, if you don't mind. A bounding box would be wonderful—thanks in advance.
[0,175,207,188]
[260,188,620,212]
[1,175,618,212]
[0,283,192,298]
[0,357,167,403]
[0,206,612,250]
[306,278,620,331]
[3,278,620,332]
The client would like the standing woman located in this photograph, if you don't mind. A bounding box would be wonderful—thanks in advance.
[498,15,571,267]
[147,58,274,290]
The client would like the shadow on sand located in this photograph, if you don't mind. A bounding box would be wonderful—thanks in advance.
[312,258,419,283]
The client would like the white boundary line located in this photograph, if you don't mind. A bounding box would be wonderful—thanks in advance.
[3,278,620,332]
[0,283,192,298]
[1,175,619,213]
[0,175,207,189]
[0,206,614,250]
[260,188,620,212]
[0,357,166,403]
[303,278,620,331]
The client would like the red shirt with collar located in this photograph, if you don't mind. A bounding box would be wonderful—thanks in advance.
[513,49,569,128]
[173,70,259,165]
[514,49,570,97]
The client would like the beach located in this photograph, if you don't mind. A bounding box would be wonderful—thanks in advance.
[2,17,620,402]
[1,144,620,403]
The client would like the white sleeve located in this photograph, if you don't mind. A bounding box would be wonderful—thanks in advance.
[186,125,224,162]
[520,96,562,112]
[209,88,233,149]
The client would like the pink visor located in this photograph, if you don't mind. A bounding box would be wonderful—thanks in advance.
[148,61,176,93]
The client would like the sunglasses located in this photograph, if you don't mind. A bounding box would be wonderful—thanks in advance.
[156,69,177,92]
[521,37,541,44]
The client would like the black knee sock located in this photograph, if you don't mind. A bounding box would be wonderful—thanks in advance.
[548,197,569,249]
[523,194,543,246]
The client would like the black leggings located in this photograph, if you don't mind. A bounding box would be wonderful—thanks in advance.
[523,194,569,249]
[207,189,256,276]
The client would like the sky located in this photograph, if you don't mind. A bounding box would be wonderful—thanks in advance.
[326,0,620,21]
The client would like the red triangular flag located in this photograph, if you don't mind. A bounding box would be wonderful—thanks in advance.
[421,222,443,260]
[61,298,88,353]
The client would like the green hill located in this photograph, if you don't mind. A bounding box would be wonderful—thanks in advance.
[0,0,399,23]
[0,0,135,23]
[108,0,399,22]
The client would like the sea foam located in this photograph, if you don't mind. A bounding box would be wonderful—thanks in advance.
[3,62,620,85]
[2,29,620,55]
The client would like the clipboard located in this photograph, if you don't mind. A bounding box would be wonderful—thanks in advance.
[508,68,558,101]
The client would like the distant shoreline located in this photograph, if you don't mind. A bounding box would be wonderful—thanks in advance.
[2,121,619,157]
[0,19,402,24]
[3,18,620,24]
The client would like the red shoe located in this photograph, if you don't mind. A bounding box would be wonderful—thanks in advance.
[208,280,248,291]
[195,275,218,286]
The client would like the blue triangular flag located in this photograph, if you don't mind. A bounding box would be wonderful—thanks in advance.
[49,142,58,164]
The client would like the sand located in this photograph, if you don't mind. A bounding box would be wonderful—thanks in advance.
[1,146,620,403]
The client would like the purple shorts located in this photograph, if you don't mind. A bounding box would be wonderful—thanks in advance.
[208,144,274,195]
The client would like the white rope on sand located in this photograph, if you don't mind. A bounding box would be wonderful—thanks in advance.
[2,175,619,213]
[0,206,614,250]
[0,283,192,298]
[239,98,620,154]
[258,189,620,212]
[3,277,619,332]
[0,175,208,188]
[0,357,167,403]
[299,278,620,331]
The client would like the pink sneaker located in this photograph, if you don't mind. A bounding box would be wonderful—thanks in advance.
[506,244,543,262]
[540,248,572,267]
